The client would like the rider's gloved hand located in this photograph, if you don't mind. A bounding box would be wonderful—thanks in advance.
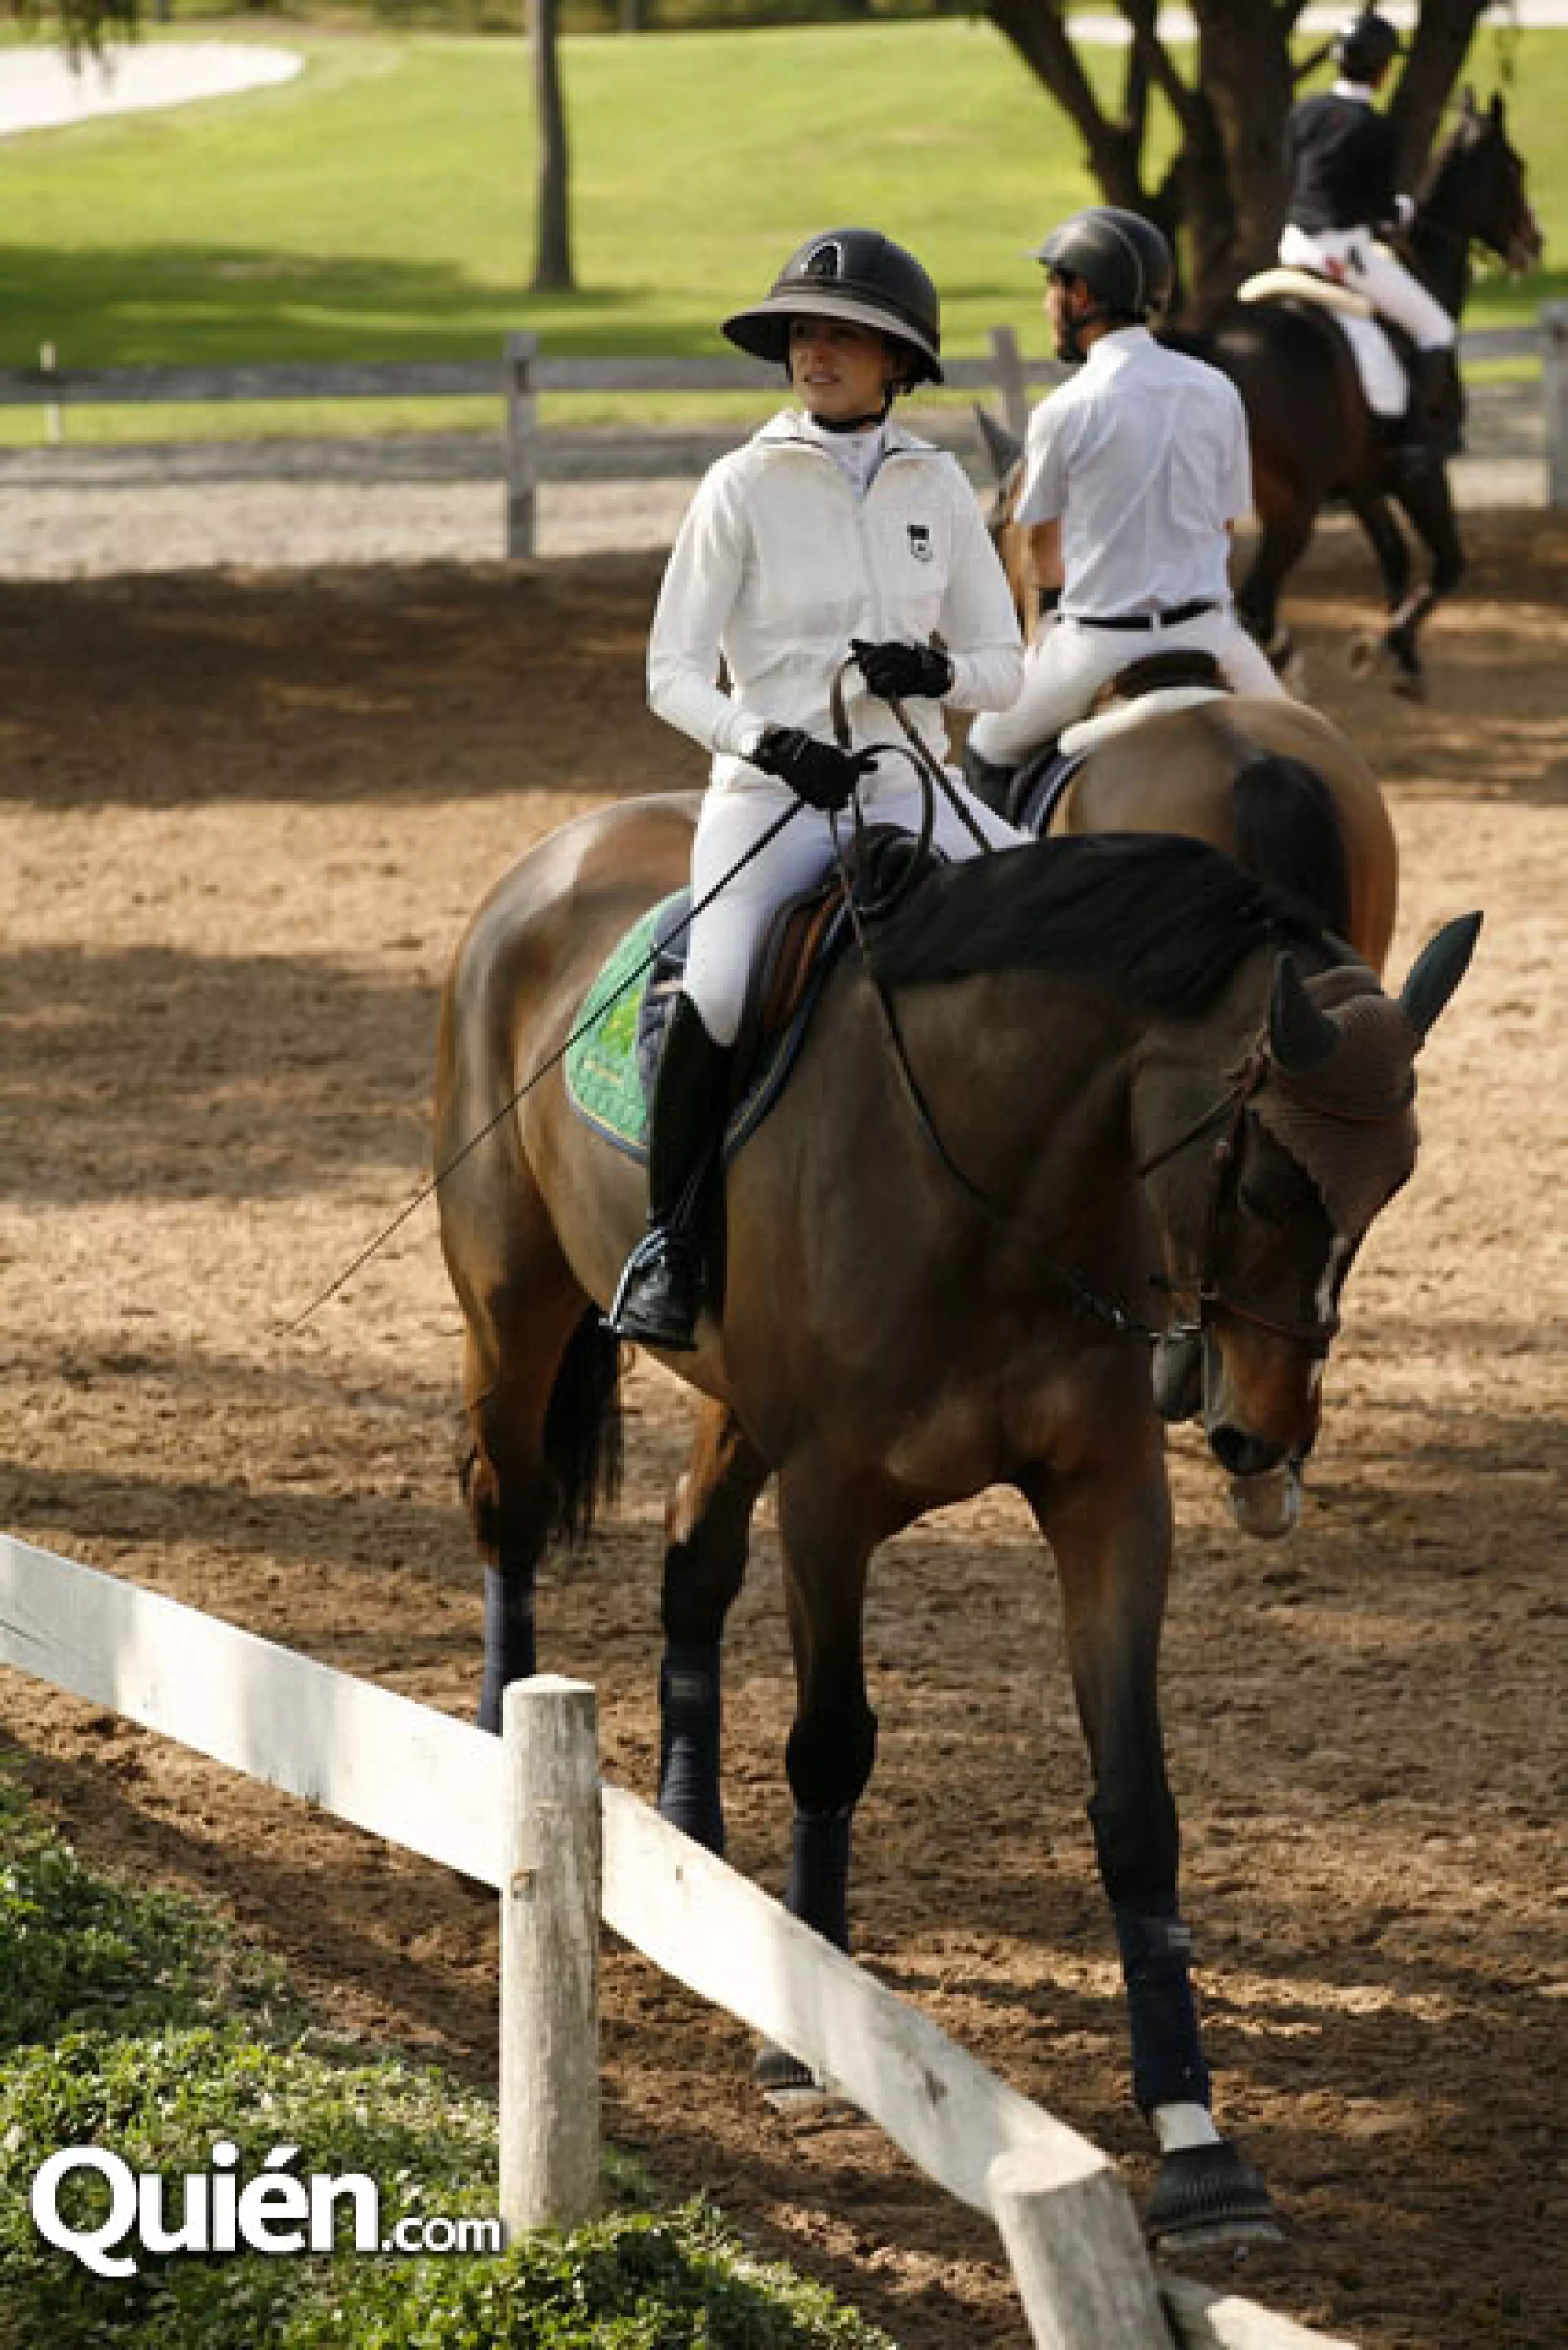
[752,727,876,814]
[850,637,955,703]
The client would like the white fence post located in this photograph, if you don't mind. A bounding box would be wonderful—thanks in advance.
[504,329,540,559]
[499,1675,601,2233]
[988,2142,1169,2350]
[1542,301,1568,511]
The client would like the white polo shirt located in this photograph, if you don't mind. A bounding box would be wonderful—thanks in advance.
[1017,326,1252,619]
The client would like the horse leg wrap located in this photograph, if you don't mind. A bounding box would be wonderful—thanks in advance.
[1115,1905,1212,2115]
[785,1808,853,1952]
[658,1641,725,1855]
[478,1566,537,1736]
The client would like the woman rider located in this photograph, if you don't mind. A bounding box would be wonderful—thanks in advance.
[607,227,1027,1353]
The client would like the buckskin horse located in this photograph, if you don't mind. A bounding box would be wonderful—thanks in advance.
[972,473,1401,973]
[435,786,1478,2245]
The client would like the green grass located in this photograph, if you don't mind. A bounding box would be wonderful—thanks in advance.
[0,16,1562,443]
[0,1759,891,2347]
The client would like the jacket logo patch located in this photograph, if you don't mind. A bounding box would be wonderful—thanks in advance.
[907,524,933,563]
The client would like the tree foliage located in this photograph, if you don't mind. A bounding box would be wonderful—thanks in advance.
[9,0,138,61]
[980,0,1514,323]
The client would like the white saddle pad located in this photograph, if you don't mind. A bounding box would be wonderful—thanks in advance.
[1236,269,1405,418]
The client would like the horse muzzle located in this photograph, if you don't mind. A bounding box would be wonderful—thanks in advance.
[1226,1459,1304,1541]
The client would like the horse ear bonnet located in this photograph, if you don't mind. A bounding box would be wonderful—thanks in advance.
[721,228,944,386]
[1256,965,1421,1238]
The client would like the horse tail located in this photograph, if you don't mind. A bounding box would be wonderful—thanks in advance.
[1226,739,1352,943]
[543,1305,624,1548]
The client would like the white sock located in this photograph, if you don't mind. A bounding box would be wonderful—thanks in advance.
[1153,2101,1222,2154]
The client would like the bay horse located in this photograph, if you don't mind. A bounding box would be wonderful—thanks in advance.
[1205,87,1540,691]
[436,793,1479,2246]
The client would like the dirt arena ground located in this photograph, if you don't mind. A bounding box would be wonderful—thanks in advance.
[1,511,1564,2350]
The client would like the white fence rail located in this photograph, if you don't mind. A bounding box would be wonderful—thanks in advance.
[0,1531,1354,2348]
[1,306,1563,552]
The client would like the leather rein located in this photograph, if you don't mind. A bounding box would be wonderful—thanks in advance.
[822,662,1348,1357]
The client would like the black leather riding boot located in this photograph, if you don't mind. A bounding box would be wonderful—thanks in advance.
[1401,347,1465,467]
[961,738,1018,817]
[606,994,732,1352]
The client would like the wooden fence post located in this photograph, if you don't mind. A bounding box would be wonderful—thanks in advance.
[499,1675,601,2234]
[988,2141,1169,2350]
[1542,301,1568,511]
[989,323,1031,442]
[504,329,540,559]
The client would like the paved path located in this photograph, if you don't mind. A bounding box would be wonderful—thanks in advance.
[0,42,299,139]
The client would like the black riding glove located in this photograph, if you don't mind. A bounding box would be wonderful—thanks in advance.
[850,637,955,703]
[752,727,875,814]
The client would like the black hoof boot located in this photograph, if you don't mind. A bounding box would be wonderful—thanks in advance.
[604,1230,703,1352]
[754,2040,829,2110]
[1146,2141,1281,2251]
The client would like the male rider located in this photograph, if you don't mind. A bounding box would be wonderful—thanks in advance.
[966,206,1284,795]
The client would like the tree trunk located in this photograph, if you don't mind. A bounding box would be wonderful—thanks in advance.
[529,0,574,294]
[1389,0,1496,184]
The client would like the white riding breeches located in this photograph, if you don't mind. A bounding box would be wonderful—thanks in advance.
[1277,224,1455,351]
[683,766,1025,1046]
[967,606,1286,770]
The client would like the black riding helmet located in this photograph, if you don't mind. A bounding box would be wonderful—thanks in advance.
[722,228,944,387]
[1333,11,1404,82]
[1030,206,1174,322]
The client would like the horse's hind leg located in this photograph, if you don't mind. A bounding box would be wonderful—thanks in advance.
[1237,484,1316,686]
[455,1243,616,1734]
[657,1397,770,1854]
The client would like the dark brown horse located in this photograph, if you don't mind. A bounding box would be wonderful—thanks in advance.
[1206,88,1540,690]
[436,795,1478,2245]
[978,92,1539,695]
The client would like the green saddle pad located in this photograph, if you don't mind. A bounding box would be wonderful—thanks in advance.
[564,895,680,1156]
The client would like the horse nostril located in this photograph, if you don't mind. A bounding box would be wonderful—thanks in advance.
[1207,1423,1286,1479]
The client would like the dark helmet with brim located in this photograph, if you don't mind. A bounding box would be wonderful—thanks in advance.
[1333,11,1404,81]
[1030,206,1174,320]
[722,228,943,386]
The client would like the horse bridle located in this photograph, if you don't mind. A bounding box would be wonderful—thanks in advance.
[821,658,1352,1360]
[1137,1050,1344,1361]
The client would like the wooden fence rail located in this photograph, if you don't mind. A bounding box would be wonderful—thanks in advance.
[0,1530,1358,2348]
[1,308,1563,553]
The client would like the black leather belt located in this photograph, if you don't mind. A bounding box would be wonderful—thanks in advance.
[1069,599,1218,632]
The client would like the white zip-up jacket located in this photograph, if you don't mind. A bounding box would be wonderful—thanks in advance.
[648,410,1024,795]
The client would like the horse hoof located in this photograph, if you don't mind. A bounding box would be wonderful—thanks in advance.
[1145,2141,1282,2252]
[1391,669,1426,702]
[755,2040,831,2113]
[1348,632,1380,678]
